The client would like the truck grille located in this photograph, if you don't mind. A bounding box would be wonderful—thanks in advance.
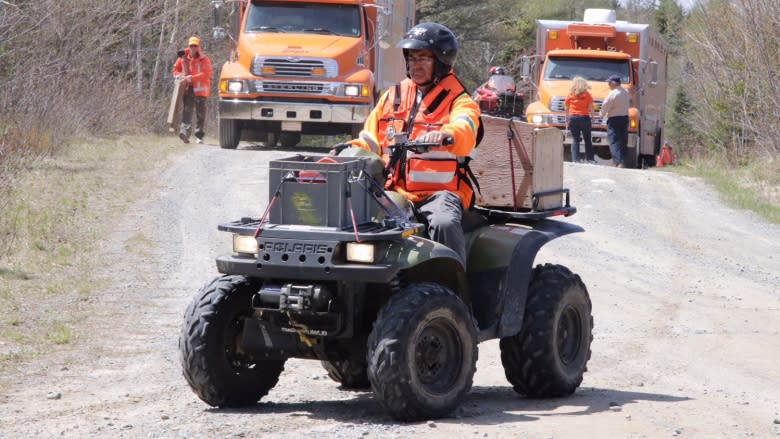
[551,97,606,124]
[252,81,326,94]
[252,57,338,78]
[550,96,566,112]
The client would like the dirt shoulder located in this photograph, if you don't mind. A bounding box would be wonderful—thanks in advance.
[1,139,779,438]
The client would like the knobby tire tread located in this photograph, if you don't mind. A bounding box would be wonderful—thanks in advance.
[179,275,285,407]
[499,263,593,398]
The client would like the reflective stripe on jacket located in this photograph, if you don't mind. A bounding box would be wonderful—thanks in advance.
[173,50,213,97]
[350,74,481,206]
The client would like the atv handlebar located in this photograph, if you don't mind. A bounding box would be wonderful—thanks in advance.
[388,135,453,154]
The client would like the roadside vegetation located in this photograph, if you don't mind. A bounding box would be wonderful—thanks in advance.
[0,137,183,371]
[0,0,778,367]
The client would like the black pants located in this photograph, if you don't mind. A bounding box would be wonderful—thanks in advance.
[569,116,594,162]
[415,191,467,267]
[180,88,207,140]
[607,115,629,165]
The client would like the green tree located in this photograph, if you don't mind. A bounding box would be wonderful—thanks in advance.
[654,0,685,54]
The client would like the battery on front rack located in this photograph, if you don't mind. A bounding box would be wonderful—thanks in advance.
[268,155,372,229]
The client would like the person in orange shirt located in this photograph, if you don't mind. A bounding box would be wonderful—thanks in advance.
[337,23,481,267]
[564,76,595,163]
[173,36,213,144]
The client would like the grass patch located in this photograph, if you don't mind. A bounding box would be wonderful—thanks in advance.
[0,135,184,366]
[0,268,30,281]
[47,322,74,345]
[125,231,155,257]
[668,155,780,224]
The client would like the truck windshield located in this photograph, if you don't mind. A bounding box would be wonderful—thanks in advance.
[543,57,630,84]
[246,2,361,37]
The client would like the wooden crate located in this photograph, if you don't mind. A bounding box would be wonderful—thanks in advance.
[166,77,185,133]
[471,116,563,210]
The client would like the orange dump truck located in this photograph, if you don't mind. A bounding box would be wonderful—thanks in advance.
[523,9,668,168]
[212,0,415,149]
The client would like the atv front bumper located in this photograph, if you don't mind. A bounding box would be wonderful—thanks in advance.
[216,254,399,283]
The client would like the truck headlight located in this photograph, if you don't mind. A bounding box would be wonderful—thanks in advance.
[227,80,244,93]
[344,85,360,97]
[531,114,544,124]
[346,242,374,263]
[233,234,258,255]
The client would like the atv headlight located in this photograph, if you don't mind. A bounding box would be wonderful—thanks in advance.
[346,242,374,263]
[233,234,258,255]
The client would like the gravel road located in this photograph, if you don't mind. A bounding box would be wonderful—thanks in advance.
[1,142,779,438]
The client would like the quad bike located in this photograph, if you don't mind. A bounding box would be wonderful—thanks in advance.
[179,139,593,421]
[473,74,525,119]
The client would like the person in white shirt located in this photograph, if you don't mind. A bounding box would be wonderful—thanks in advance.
[600,75,630,167]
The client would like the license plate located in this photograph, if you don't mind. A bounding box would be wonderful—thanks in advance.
[282,121,302,132]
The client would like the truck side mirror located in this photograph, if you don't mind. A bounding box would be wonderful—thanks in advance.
[212,2,226,40]
[649,60,659,85]
[521,56,531,81]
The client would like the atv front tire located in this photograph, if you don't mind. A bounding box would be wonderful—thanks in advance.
[499,263,593,397]
[180,275,285,407]
[367,283,477,421]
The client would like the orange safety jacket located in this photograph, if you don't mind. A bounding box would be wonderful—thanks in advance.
[173,49,213,97]
[349,74,481,206]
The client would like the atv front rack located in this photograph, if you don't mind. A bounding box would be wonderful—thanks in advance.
[219,217,421,241]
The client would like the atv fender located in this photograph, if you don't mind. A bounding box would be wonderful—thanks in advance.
[466,220,584,339]
[377,235,467,298]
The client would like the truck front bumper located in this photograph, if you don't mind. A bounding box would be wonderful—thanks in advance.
[219,99,371,125]
[562,129,638,149]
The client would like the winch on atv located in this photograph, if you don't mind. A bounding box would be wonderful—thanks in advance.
[179,139,593,421]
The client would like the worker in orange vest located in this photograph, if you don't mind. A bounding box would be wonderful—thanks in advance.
[173,36,213,144]
[339,23,481,267]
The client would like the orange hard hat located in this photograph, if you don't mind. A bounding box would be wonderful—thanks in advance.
[188,36,201,46]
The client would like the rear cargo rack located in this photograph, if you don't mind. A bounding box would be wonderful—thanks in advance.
[474,188,576,222]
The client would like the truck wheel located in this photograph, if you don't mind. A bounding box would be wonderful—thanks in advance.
[179,275,285,407]
[624,146,638,168]
[499,263,592,398]
[219,118,240,149]
[279,132,301,148]
[321,359,370,389]
[266,131,279,148]
[367,283,477,421]
[350,124,362,138]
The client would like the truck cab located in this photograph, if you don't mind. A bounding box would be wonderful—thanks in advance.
[213,0,414,149]
[524,9,667,168]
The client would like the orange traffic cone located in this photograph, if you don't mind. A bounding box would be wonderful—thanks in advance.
[660,141,675,166]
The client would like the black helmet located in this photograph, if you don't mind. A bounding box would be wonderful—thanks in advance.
[494,66,506,75]
[398,23,458,82]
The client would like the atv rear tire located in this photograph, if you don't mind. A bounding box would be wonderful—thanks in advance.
[321,359,370,389]
[180,275,285,407]
[499,263,592,397]
[367,283,477,421]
